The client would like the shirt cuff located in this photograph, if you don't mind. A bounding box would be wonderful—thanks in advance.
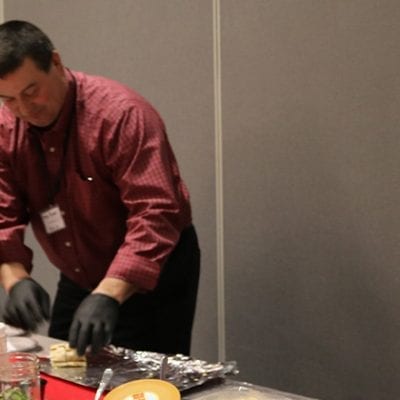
[105,253,161,291]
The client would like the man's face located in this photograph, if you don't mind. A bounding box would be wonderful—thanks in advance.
[0,52,68,127]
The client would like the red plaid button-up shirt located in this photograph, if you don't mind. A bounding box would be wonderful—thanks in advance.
[0,69,192,291]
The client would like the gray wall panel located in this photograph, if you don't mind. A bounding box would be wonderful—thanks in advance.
[3,0,218,361]
[222,1,400,399]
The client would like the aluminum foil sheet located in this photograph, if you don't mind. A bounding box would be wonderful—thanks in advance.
[40,345,238,392]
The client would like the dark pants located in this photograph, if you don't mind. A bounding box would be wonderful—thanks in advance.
[48,225,200,355]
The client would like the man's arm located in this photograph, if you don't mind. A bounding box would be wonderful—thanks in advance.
[92,277,139,304]
[0,262,30,292]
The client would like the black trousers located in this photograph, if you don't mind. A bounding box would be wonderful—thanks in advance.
[48,225,200,355]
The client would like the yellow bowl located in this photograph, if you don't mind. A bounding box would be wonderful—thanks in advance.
[104,379,181,400]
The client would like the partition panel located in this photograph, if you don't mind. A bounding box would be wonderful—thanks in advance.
[222,1,400,399]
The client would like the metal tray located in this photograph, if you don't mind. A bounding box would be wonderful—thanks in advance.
[40,345,238,392]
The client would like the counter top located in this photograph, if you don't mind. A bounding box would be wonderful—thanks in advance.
[28,333,317,400]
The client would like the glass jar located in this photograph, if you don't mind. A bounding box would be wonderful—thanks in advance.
[0,322,7,353]
[0,352,40,400]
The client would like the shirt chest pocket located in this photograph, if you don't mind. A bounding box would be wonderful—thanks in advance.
[64,169,120,217]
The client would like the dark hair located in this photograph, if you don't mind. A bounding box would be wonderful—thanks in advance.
[0,20,55,77]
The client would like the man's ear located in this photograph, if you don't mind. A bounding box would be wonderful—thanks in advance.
[51,51,63,70]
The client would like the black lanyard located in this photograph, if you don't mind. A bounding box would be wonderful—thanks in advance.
[31,77,77,206]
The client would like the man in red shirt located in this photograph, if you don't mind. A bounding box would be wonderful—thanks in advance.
[0,20,200,356]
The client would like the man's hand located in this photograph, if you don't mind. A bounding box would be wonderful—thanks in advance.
[68,293,119,356]
[3,278,50,331]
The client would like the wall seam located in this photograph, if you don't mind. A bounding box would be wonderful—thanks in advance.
[0,0,4,22]
[213,0,226,362]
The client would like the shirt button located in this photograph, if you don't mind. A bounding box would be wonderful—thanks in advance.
[49,147,56,153]
[74,268,81,272]
[64,241,72,247]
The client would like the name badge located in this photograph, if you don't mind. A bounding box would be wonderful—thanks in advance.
[40,204,66,234]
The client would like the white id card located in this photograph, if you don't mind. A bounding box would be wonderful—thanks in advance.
[40,204,66,234]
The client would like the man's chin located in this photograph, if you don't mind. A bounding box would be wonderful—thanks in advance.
[27,117,56,129]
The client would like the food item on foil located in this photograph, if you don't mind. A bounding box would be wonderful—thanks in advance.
[50,343,87,368]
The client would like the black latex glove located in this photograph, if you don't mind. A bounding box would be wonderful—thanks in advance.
[3,278,50,331]
[68,293,119,356]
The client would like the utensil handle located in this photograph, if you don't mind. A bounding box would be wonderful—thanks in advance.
[94,368,113,400]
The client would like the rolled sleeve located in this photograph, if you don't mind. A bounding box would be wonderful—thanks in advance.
[106,251,160,291]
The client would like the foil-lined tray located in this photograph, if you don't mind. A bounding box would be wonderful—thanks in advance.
[40,345,238,392]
